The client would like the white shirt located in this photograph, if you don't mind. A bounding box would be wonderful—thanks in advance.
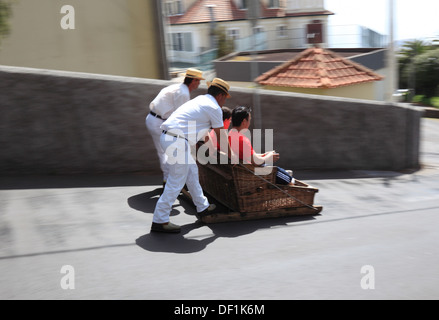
[149,83,190,120]
[161,94,223,145]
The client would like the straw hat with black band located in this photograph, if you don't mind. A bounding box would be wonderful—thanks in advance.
[185,68,205,80]
[207,78,232,98]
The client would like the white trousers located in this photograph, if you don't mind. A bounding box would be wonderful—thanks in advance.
[145,114,169,182]
[152,133,210,224]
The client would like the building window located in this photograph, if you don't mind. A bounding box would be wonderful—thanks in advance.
[240,0,249,9]
[165,0,183,16]
[253,26,264,35]
[277,25,287,37]
[269,0,280,8]
[172,33,182,51]
[175,0,183,14]
[171,32,193,52]
[227,29,240,41]
[165,1,172,15]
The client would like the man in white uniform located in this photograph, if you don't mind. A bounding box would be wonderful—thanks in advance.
[146,69,205,184]
[151,78,234,233]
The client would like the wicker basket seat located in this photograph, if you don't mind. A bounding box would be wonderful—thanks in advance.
[197,161,320,214]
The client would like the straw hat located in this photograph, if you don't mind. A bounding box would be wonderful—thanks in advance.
[184,68,205,80]
[207,78,231,98]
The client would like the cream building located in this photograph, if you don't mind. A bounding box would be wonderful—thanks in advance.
[164,0,333,65]
[0,0,168,79]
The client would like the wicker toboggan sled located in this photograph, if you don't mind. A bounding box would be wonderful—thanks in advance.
[182,148,322,223]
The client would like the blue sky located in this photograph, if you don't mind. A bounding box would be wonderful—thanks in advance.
[325,0,439,41]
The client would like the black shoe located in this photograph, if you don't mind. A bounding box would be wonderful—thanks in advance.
[195,204,217,219]
[151,222,181,234]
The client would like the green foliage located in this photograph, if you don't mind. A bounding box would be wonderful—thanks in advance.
[215,27,234,59]
[413,48,439,97]
[399,40,428,63]
[399,38,439,98]
[413,95,439,108]
[0,0,12,46]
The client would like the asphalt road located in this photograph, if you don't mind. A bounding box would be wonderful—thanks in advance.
[1,118,438,300]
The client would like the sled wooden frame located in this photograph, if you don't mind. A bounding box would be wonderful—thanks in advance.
[182,154,322,224]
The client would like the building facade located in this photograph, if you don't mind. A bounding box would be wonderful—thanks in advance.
[0,0,168,79]
[164,0,333,65]
[328,25,387,48]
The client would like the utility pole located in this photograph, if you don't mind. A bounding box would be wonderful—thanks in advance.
[386,0,397,102]
[248,1,262,130]
[207,4,217,50]
[154,0,170,80]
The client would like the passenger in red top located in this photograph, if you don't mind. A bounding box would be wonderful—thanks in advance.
[228,106,295,185]
[208,106,232,149]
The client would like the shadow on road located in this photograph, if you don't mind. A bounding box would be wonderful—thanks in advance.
[0,173,163,190]
[135,215,317,254]
[129,188,318,254]
[129,178,438,255]
[294,169,416,181]
[135,222,218,254]
[127,187,180,217]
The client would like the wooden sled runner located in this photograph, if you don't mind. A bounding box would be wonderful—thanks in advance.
[182,159,322,224]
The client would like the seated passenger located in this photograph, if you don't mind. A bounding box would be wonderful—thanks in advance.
[228,106,295,185]
[207,106,232,150]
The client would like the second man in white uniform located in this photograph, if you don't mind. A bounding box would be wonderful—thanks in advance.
[146,68,205,184]
[151,78,234,233]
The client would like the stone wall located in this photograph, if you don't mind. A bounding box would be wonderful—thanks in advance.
[0,65,422,175]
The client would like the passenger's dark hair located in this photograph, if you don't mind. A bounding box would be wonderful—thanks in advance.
[231,106,252,127]
[222,106,232,121]
[207,85,227,98]
[184,77,195,86]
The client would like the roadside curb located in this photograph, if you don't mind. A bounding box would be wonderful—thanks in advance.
[423,107,439,119]
[413,106,439,119]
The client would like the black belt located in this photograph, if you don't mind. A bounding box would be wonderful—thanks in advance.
[150,111,165,120]
[162,130,188,141]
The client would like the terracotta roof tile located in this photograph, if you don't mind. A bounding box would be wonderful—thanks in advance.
[168,0,332,25]
[255,47,384,89]
[169,0,245,25]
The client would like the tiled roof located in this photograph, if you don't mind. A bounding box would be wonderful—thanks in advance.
[168,0,332,25]
[255,47,384,89]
